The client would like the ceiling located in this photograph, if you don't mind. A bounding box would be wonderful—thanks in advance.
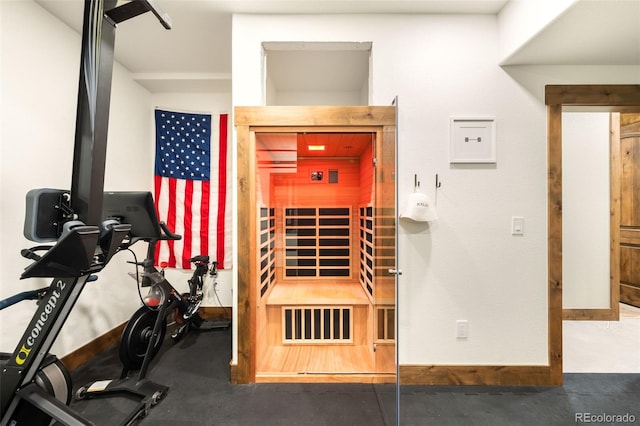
[34,0,640,93]
[256,132,373,174]
[502,1,640,65]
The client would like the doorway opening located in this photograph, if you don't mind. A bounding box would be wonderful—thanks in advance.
[561,111,640,373]
[545,84,640,381]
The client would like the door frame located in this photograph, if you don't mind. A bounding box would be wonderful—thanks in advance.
[618,115,640,307]
[232,106,396,384]
[545,84,640,381]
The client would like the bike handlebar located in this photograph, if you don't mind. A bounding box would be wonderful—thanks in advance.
[20,246,51,262]
[0,288,47,310]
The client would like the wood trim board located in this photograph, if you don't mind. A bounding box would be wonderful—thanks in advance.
[546,85,640,384]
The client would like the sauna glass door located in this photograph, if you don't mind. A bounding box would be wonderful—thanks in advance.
[372,126,397,381]
[254,129,396,385]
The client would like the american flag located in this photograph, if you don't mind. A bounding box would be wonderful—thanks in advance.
[154,109,229,269]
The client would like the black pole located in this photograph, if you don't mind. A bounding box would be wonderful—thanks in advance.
[70,0,117,226]
[69,0,171,226]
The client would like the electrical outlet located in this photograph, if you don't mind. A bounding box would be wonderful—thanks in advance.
[456,320,469,339]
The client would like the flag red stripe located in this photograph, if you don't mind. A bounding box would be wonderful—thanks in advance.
[200,181,210,260]
[154,174,163,263]
[182,179,194,269]
[216,114,228,268]
[166,178,177,268]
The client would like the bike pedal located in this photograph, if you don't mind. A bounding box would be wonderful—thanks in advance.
[183,301,202,320]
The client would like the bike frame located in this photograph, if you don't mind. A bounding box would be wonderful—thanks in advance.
[1,276,94,425]
[1,221,130,425]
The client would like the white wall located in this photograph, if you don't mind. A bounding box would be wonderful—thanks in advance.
[0,0,151,356]
[273,90,363,106]
[562,112,611,309]
[232,14,550,366]
[497,0,577,63]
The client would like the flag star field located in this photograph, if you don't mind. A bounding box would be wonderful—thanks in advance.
[156,111,211,181]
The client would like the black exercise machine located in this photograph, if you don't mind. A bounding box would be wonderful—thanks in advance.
[0,1,171,424]
[67,191,229,411]
[97,192,229,376]
[0,217,131,425]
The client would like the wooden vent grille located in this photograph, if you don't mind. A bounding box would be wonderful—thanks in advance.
[284,207,351,278]
[375,207,396,279]
[376,306,395,342]
[359,206,374,296]
[259,207,276,297]
[282,306,353,344]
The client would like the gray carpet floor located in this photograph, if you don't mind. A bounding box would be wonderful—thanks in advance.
[64,327,640,426]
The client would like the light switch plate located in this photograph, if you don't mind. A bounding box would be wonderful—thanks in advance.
[512,216,524,235]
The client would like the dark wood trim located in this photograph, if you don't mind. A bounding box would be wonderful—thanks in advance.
[545,85,640,106]
[562,308,618,321]
[199,306,232,320]
[547,103,563,385]
[234,123,257,384]
[546,85,640,384]
[229,362,240,384]
[610,112,622,317]
[621,284,640,306]
[61,322,126,372]
[234,106,395,127]
[400,365,552,386]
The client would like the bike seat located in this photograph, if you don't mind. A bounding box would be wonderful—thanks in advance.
[189,255,209,264]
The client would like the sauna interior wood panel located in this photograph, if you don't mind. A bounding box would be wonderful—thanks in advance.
[284,207,352,278]
[273,158,361,206]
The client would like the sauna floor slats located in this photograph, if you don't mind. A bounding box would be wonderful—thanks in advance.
[257,344,375,374]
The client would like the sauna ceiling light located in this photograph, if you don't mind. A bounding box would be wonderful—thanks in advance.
[308,145,325,151]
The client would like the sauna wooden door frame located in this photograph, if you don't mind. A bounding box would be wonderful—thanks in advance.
[546,85,640,382]
[233,106,396,384]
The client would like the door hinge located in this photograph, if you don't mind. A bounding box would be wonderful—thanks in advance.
[373,157,377,166]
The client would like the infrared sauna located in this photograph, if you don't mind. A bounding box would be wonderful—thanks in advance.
[235,106,396,384]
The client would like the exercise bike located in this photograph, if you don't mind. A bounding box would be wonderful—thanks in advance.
[75,192,229,403]
[117,248,221,373]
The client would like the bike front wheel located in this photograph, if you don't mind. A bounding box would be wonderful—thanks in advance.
[119,306,167,371]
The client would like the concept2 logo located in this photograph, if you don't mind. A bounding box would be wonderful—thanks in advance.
[15,280,66,365]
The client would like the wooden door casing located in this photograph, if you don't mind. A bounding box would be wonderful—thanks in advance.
[620,114,640,307]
